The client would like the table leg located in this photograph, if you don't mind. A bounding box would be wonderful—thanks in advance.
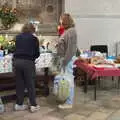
[98,77,101,88]
[118,76,120,89]
[84,73,88,93]
[94,78,97,100]
[44,67,49,96]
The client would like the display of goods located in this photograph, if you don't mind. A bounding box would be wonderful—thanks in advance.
[0,55,13,73]
[35,53,53,71]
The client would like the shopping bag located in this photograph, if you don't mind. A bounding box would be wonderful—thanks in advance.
[0,98,4,113]
[53,71,70,101]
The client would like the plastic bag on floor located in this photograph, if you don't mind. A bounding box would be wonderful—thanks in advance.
[53,56,77,101]
[0,98,4,113]
[53,71,72,102]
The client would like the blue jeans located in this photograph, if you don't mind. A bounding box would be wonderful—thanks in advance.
[65,87,74,104]
[64,56,77,105]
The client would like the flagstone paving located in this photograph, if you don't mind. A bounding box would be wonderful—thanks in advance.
[1,85,120,120]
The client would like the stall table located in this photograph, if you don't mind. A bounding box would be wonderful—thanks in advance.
[0,68,54,102]
[0,53,55,101]
[74,59,120,100]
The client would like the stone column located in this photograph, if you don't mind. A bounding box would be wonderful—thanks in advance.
[12,0,16,8]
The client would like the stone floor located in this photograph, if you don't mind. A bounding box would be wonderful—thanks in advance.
[1,78,120,120]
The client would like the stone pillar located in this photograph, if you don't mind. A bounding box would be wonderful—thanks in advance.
[12,0,16,8]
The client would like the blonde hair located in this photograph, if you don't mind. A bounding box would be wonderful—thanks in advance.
[60,13,75,30]
[22,23,35,33]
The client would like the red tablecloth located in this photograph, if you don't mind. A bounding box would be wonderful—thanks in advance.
[74,59,120,80]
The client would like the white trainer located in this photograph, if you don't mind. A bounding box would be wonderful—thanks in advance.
[58,104,72,109]
[30,105,40,113]
[14,104,28,111]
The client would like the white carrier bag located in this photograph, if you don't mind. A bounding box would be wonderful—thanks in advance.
[53,56,76,101]
[53,70,73,101]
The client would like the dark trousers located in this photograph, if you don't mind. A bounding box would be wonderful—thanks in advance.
[14,58,36,106]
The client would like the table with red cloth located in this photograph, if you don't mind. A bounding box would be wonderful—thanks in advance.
[74,59,120,100]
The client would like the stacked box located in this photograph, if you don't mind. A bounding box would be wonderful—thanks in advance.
[0,58,5,73]
[35,53,53,72]
[4,55,13,73]
[0,55,13,73]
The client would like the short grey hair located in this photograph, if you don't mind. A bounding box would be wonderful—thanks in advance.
[21,23,35,33]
